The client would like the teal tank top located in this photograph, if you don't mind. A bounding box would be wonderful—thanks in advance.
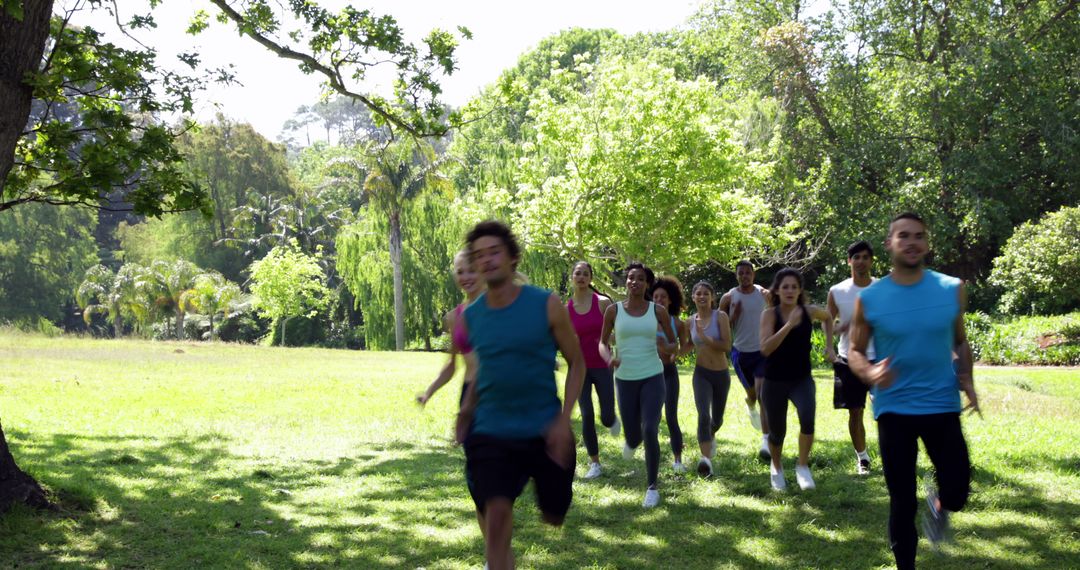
[465,285,560,438]
[614,301,664,380]
[858,270,962,418]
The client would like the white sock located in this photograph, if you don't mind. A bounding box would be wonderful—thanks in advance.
[770,462,782,475]
[856,450,870,461]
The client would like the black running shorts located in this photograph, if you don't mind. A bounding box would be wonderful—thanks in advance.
[464,433,575,518]
[833,357,869,410]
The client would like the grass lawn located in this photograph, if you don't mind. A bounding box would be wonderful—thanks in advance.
[1,331,1078,569]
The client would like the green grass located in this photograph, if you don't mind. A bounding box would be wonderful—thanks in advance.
[1,332,1078,569]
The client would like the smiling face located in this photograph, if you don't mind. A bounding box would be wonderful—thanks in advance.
[848,250,873,279]
[470,235,517,287]
[777,275,802,307]
[692,284,714,310]
[453,254,483,297]
[886,217,929,270]
[625,268,650,299]
[571,262,593,291]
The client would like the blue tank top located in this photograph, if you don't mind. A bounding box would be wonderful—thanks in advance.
[858,270,962,418]
[465,285,560,438]
[614,301,664,380]
[656,316,677,338]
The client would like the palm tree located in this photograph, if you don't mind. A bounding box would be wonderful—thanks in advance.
[148,260,201,339]
[76,265,124,338]
[180,272,243,341]
[355,139,451,350]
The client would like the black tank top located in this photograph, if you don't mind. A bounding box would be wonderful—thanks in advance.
[764,305,812,381]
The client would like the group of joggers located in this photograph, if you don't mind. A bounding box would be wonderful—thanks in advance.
[418,214,981,570]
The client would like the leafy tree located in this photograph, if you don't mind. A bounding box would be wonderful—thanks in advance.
[180,271,243,340]
[514,56,789,285]
[76,264,126,338]
[249,240,330,346]
[0,201,98,323]
[1,1,210,215]
[200,0,469,137]
[991,206,1080,316]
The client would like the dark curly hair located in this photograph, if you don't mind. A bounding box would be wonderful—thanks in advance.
[650,276,685,316]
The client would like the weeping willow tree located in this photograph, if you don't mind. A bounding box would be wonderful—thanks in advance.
[337,192,465,350]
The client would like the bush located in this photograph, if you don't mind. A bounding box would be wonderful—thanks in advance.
[965,312,1080,366]
[990,206,1080,315]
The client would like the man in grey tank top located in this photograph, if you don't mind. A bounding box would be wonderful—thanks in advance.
[719,261,771,459]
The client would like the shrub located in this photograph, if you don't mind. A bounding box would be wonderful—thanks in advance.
[990,206,1080,315]
[965,312,1080,366]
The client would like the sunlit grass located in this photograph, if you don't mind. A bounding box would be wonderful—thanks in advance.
[1,331,1078,568]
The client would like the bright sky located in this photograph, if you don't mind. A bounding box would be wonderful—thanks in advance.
[68,0,703,141]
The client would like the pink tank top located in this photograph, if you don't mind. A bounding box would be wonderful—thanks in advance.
[568,293,607,368]
[452,304,473,354]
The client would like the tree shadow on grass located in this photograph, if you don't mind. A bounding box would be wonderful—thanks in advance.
[1,429,1077,569]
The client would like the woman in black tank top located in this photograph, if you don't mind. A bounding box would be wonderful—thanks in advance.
[759,268,834,492]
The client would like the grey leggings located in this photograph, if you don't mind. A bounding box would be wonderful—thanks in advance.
[761,374,816,447]
[693,366,731,444]
[578,367,617,457]
[662,363,683,455]
[616,374,665,487]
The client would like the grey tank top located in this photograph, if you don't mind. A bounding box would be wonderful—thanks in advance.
[729,286,766,352]
[691,310,720,347]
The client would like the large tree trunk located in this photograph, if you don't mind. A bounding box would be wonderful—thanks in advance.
[0,0,54,197]
[0,420,49,512]
[389,211,405,351]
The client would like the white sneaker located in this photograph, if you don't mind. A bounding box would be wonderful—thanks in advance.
[643,487,660,508]
[796,464,816,490]
[623,442,636,460]
[584,462,602,479]
[672,461,686,473]
[697,457,713,477]
[758,437,771,460]
[609,417,621,437]
[770,468,787,491]
[748,404,761,431]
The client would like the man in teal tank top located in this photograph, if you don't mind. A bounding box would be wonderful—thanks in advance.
[455,221,586,570]
[849,213,981,570]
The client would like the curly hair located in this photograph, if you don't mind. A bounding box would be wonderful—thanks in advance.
[651,276,685,316]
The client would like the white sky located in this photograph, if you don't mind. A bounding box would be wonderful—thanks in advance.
[67,0,703,141]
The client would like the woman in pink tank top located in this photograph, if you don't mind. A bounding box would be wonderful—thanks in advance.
[418,250,485,407]
[567,261,619,480]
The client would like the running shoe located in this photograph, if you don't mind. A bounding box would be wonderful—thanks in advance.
[795,464,816,490]
[921,487,951,547]
[770,468,787,491]
[697,457,713,478]
[584,462,602,480]
[747,404,761,431]
[623,442,636,460]
[857,458,871,476]
[643,487,661,508]
[758,437,771,461]
[609,417,622,437]
[672,461,686,474]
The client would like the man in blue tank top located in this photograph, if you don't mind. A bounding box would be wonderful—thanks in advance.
[848,213,981,570]
[455,220,585,570]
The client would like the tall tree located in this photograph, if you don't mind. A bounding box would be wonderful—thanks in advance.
[249,240,330,346]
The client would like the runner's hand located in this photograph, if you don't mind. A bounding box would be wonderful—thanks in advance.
[454,409,473,445]
[824,346,837,364]
[958,372,982,418]
[863,356,895,388]
[545,415,575,469]
[416,392,430,407]
[609,357,621,370]
[786,306,804,329]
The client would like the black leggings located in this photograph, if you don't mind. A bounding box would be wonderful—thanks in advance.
[878,412,971,570]
[577,367,617,457]
[761,374,816,447]
[616,374,665,487]
[692,366,730,444]
[662,363,683,456]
